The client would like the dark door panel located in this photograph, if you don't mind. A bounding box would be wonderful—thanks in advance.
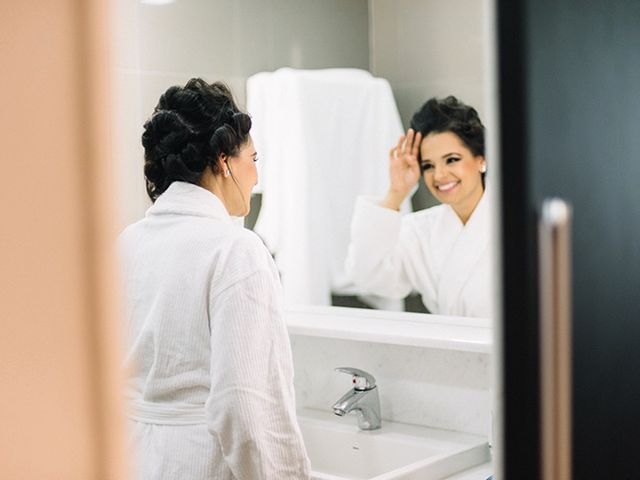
[498,0,640,477]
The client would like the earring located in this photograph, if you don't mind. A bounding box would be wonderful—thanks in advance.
[224,169,230,177]
[480,164,487,173]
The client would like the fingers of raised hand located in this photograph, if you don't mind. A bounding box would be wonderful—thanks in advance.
[411,131,422,158]
[405,129,415,151]
[399,129,420,159]
[391,130,421,169]
[395,134,406,157]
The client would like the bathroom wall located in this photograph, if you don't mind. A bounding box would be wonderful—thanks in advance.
[369,0,487,128]
[369,0,489,211]
[291,336,491,436]
[111,0,369,229]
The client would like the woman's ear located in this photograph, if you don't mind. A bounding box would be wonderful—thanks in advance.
[476,155,487,173]
[217,154,230,177]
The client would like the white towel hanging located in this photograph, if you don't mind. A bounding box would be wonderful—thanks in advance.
[247,68,408,308]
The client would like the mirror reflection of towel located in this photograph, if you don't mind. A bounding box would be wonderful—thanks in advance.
[247,68,408,307]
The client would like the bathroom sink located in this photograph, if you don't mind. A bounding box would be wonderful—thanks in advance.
[297,409,489,480]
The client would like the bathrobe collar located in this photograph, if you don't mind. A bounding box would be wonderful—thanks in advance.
[437,185,492,314]
[441,182,491,229]
[146,181,233,223]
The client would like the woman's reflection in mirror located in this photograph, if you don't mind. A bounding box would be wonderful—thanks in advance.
[346,96,493,318]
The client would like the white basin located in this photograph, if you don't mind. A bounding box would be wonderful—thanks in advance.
[297,409,489,480]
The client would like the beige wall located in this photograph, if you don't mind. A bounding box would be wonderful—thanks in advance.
[0,1,126,478]
[112,0,370,229]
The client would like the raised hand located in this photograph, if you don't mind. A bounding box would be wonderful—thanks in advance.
[381,128,422,211]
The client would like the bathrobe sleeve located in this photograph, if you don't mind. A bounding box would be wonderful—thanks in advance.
[205,235,311,480]
[345,195,423,300]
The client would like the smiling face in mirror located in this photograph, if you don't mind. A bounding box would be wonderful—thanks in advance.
[346,96,494,319]
[420,131,486,224]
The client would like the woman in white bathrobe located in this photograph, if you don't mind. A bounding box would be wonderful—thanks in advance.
[346,96,493,318]
[119,79,311,479]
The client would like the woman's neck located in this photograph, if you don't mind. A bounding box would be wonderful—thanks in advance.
[199,169,247,217]
[452,185,484,225]
[199,170,231,213]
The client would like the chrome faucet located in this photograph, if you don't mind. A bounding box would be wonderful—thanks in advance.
[332,367,381,430]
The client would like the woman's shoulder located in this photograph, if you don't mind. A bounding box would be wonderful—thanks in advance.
[219,227,274,268]
[230,227,270,253]
[208,228,277,294]
[117,218,149,254]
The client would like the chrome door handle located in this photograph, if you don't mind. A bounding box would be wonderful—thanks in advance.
[539,198,573,480]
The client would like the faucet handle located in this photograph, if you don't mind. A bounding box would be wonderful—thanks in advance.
[335,367,377,391]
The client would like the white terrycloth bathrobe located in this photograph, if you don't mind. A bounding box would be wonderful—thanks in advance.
[345,189,494,318]
[119,181,311,480]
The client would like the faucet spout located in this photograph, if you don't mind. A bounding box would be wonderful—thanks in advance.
[332,389,366,416]
[332,384,382,430]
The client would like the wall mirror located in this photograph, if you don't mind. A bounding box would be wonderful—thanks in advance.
[111,0,498,323]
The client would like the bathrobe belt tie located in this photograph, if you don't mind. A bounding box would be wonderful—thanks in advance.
[128,399,206,425]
